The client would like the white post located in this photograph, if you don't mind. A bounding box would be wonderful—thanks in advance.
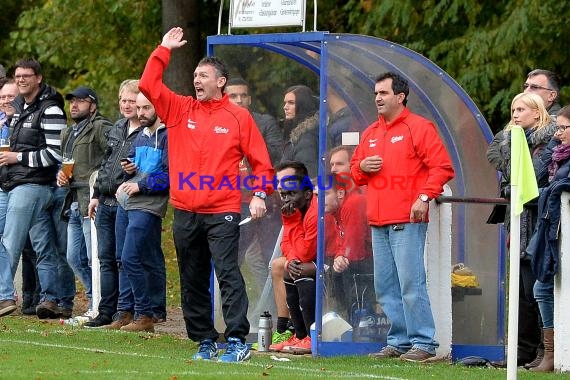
[426,185,452,358]
[89,171,100,313]
[14,258,22,305]
[507,185,520,380]
[554,192,570,372]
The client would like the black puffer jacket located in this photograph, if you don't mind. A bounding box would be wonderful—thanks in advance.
[1,83,66,191]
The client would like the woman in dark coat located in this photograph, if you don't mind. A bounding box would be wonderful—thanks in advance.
[281,85,320,178]
[529,105,570,372]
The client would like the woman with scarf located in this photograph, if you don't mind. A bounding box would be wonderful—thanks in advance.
[486,92,557,368]
[527,105,570,372]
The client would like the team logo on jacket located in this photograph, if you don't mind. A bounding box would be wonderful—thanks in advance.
[391,135,404,143]
[225,215,233,222]
[187,119,196,129]
[214,126,229,134]
[369,138,377,148]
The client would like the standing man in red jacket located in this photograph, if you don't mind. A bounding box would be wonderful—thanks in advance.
[139,27,274,363]
[351,72,454,362]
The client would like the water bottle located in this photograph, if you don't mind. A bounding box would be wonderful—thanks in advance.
[257,311,273,352]
[59,316,90,327]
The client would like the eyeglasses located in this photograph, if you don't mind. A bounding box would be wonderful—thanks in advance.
[556,125,570,132]
[522,83,554,92]
[0,95,16,101]
[14,74,36,80]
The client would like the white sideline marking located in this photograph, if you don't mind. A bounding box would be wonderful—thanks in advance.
[2,339,406,379]
[1,339,172,359]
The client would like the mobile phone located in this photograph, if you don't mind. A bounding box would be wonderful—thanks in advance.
[392,224,405,231]
[120,157,132,164]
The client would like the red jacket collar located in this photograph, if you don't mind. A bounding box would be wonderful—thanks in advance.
[378,107,410,129]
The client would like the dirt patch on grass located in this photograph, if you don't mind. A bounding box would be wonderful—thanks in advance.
[155,307,187,338]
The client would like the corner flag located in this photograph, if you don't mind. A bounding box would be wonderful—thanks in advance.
[510,126,539,215]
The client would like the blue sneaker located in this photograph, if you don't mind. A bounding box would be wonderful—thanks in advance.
[219,337,251,362]
[192,339,218,360]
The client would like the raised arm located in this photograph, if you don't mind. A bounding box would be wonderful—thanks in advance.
[139,27,190,129]
[161,27,187,50]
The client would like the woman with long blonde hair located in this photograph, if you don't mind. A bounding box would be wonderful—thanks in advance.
[486,92,557,368]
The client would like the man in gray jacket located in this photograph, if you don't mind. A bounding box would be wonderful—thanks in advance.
[57,86,112,317]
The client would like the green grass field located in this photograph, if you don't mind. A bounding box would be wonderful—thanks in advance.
[0,315,567,379]
[2,208,566,378]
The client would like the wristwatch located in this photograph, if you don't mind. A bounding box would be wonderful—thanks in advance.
[253,191,267,200]
[17,152,23,162]
[419,194,430,203]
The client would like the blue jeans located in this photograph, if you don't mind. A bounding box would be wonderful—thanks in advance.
[371,222,438,354]
[533,279,554,328]
[0,185,59,302]
[115,206,165,318]
[66,204,92,303]
[95,202,118,317]
[51,186,75,310]
[0,190,10,299]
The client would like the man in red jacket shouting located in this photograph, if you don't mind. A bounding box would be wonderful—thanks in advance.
[139,27,274,363]
[350,72,454,362]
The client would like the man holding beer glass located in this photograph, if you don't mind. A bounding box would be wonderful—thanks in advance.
[56,86,112,318]
[0,58,67,318]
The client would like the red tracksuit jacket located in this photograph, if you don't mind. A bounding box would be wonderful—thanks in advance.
[281,197,318,263]
[140,46,274,213]
[350,107,454,226]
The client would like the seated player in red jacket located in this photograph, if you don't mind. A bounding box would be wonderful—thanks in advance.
[324,174,375,322]
[269,160,317,354]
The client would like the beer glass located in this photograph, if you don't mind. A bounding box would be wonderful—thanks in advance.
[0,138,9,152]
[62,152,75,178]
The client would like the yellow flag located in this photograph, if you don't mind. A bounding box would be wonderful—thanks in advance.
[510,126,539,215]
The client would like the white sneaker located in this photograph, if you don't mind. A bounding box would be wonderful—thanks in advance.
[83,309,98,320]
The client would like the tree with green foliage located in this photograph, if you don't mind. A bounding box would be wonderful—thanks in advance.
[1,0,161,118]
[341,0,569,130]
[1,0,567,129]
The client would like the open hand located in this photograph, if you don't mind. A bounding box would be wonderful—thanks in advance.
[161,27,188,50]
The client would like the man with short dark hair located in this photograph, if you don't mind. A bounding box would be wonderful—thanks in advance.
[57,86,112,318]
[139,27,273,363]
[351,72,454,362]
[0,58,67,318]
[225,77,282,165]
[269,160,317,354]
[225,77,282,295]
[113,91,168,333]
[524,69,562,118]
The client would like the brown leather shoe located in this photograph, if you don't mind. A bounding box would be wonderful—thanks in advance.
[59,308,73,319]
[524,349,544,369]
[0,300,17,317]
[400,348,436,362]
[369,346,404,359]
[152,316,167,324]
[120,315,154,332]
[36,300,62,319]
[104,311,133,330]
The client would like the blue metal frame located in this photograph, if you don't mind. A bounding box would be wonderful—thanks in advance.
[206,31,503,359]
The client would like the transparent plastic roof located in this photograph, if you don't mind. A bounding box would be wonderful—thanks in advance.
[209,32,505,351]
